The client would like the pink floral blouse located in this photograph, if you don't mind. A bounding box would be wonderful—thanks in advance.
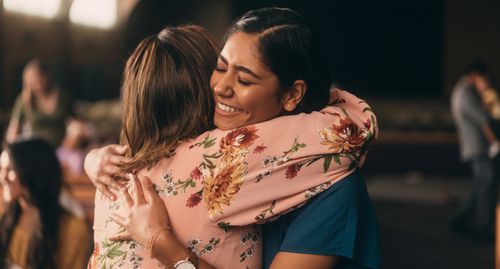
[89,89,378,269]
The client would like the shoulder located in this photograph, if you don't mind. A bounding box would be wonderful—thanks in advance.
[11,94,25,113]
[305,170,368,209]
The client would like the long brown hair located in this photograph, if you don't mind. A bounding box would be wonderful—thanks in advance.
[119,25,219,173]
[0,139,63,269]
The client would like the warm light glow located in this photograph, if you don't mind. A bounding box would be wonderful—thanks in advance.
[4,0,62,19]
[69,0,117,29]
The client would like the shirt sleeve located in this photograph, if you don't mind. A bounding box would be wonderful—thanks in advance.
[206,89,378,227]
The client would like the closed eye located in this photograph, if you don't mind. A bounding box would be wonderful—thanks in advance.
[214,66,227,72]
[238,79,253,86]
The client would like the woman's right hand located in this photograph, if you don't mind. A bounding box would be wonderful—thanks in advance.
[84,144,130,200]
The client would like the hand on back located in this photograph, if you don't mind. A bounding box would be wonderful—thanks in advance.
[84,144,130,200]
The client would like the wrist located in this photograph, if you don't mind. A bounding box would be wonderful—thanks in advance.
[144,227,170,258]
[151,229,193,267]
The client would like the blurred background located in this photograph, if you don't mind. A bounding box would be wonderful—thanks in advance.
[0,0,499,268]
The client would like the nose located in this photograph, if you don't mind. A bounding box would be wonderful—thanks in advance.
[213,72,234,98]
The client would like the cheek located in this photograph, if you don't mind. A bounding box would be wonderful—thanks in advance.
[243,90,282,115]
[2,182,20,202]
[210,72,219,90]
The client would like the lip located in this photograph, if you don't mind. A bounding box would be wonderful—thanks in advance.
[215,100,242,116]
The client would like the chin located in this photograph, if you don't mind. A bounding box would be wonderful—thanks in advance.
[214,118,236,131]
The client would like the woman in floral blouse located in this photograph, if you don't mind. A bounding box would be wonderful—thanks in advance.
[87,8,379,269]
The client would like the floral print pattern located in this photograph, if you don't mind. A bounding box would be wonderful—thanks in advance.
[305,181,332,199]
[92,89,378,269]
[256,138,306,182]
[187,237,221,257]
[239,228,260,262]
[203,152,249,218]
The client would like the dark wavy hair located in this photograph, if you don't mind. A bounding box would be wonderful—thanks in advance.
[223,7,332,114]
[0,139,63,269]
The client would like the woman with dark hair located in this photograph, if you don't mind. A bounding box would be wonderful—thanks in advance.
[88,8,379,269]
[6,59,73,147]
[0,139,90,269]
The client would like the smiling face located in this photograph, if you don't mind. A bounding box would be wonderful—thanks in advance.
[0,151,23,203]
[210,32,285,130]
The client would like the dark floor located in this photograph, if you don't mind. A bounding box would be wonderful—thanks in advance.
[368,174,494,269]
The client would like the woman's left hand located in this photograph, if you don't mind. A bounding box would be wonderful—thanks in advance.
[109,173,170,247]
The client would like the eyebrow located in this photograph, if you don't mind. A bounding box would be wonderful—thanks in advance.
[219,55,262,80]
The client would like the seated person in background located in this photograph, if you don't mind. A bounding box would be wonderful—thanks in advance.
[0,139,91,269]
[57,118,91,220]
[57,118,91,177]
[6,58,73,147]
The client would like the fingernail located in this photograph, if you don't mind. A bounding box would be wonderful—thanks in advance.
[143,177,152,184]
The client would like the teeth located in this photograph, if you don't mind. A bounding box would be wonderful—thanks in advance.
[217,102,240,113]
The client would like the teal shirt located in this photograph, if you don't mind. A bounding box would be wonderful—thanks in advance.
[263,170,380,269]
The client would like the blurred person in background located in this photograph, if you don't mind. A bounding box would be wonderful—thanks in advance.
[55,118,92,220]
[0,139,90,269]
[5,59,73,147]
[57,118,91,177]
[474,70,500,137]
[450,61,500,240]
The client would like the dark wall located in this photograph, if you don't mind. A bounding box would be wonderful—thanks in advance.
[2,0,500,107]
[233,0,445,98]
[122,0,231,58]
[444,0,500,95]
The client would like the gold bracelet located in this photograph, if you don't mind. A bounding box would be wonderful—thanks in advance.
[147,227,170,258]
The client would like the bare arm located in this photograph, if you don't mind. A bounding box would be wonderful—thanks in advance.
[5,119,21,143]
[270,252,338,269]
[482,124,498,143]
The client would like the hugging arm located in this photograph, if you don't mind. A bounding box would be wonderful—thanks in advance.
[270,253,338,269]
[111,174,339,269]
[110,174,216,269]
[84,144,130,199]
